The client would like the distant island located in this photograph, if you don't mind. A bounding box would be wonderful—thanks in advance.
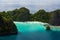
[0,7,60,26]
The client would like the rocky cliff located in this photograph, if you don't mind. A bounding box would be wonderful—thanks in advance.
[49,10,60,26]
[0,15,17,36]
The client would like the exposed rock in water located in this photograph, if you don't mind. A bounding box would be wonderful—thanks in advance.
[0,15,17,36]
[46,26,50,30]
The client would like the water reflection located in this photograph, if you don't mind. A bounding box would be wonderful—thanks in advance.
[0,34,18,40]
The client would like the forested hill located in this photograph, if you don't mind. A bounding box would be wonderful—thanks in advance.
[0,7,60,25]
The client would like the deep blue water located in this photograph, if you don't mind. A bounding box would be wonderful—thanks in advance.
[0,22,60,40]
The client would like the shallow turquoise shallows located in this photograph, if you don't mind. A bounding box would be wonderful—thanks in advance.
[14,22,46,32]
[0,22,60,40]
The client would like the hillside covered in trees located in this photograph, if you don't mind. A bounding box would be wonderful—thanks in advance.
[0,13,17,36]
[0,7,60,26]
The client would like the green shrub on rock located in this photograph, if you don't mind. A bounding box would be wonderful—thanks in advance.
[0,14,17,36]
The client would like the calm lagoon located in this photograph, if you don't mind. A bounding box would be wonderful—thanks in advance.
[0,22,60,40]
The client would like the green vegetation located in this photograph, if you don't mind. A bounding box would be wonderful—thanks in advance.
[49,9,60,26]
[0,13,17,36]
[0,7,60,25]
[30,10,51,23]
[0,7,60,35]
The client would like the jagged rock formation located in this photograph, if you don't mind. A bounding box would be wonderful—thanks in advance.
[0,15,17,36]
[49,10,60,26]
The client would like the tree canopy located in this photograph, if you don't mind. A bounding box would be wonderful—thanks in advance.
[0,7,60,25]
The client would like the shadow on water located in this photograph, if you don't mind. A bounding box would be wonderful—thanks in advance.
[0,34,18,40]
[0,21,60,40]
[0,31,60,40]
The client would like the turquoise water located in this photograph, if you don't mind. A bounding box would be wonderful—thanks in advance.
[0,22,60,40]
[14,22,46,32]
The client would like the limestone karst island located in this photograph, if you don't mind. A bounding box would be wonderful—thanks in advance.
[0,7,60,35]
[0,0,60,40]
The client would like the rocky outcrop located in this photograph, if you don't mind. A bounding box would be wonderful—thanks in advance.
[46,26,50,30]
[0,15,17,36]
[49,10,60,26]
